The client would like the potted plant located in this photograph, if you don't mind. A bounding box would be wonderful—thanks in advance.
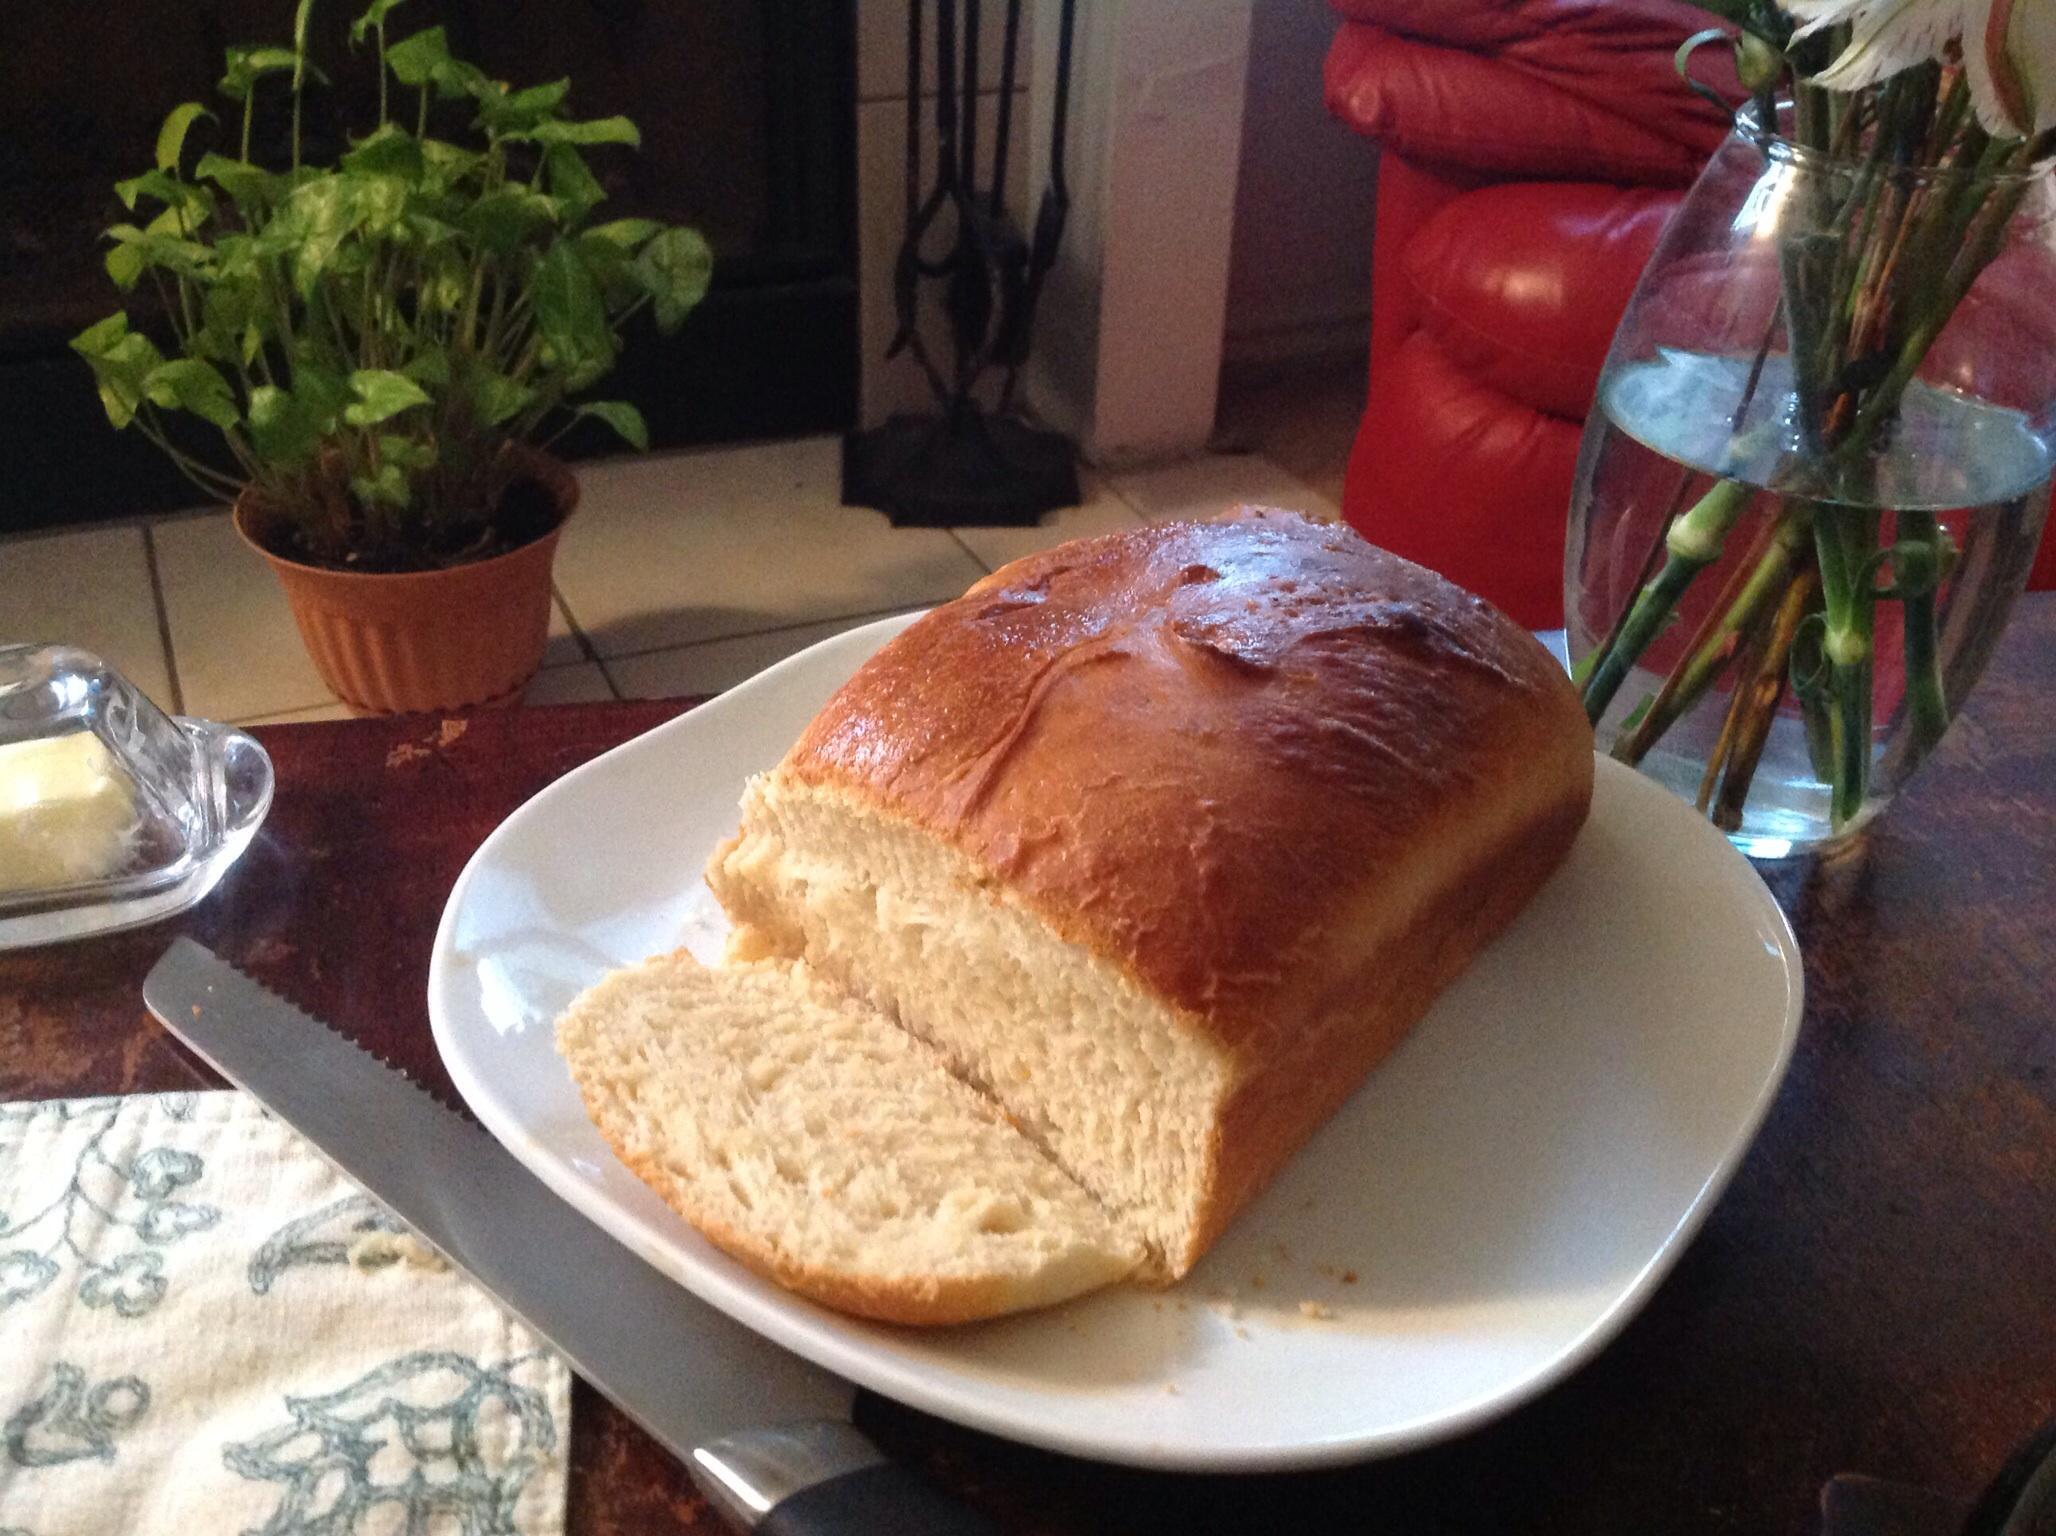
[71,0,711,713]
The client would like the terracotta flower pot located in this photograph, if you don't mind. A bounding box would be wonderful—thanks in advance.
[233,453,578,716]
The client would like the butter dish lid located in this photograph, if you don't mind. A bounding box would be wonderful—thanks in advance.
[0,643,273,949]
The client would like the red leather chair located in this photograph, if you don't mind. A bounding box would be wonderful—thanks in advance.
[1324,0,2056,625]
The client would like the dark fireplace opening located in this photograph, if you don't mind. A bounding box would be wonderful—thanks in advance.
[0,0,856,534]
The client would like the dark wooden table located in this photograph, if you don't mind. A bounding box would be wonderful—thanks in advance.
[5,598,2053,1536]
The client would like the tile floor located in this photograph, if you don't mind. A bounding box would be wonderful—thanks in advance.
[0,435,1337,725]
[1215,352,1364,512]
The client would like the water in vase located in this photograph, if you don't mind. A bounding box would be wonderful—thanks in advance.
[1567,349,2052,857]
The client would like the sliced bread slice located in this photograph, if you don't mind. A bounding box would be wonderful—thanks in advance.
[555,950,1140,1325]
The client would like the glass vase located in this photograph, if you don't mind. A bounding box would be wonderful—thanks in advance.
[1565,104,2056,857]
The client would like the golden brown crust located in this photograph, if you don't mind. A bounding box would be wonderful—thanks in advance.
[729,509,1594,1279]
[1184,787,1591,1270]
[779,509,1592,1055]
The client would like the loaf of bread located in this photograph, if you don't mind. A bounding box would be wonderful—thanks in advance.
[562,510,1593,1321]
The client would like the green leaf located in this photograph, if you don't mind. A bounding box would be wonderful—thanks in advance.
[350,0,409,43]
[633,226,713,333]
[571,400,647,452]
[404,210,462,248]
[201,277,268,365]
[219,47,304,103]
[245,386,299,460]
[416,250,469,311]
[295,362,352,421]
[145,359,240,429]
[457,187,558,255]
[114,170,188,211]
[385,25,450,87]
[560,356,611,394]
[576,219,663,305]
[431,58,493,101]
[401,348,450,389]
[351,462,411,509]
[480,77,570,132]
[375,432,436,470]
[105,242,145,290]
[156,103,214,174]
[247,377,341,464]
[574,234,635,305]
[104,221,215,282]
[292,0,318,88]
[467,369,533,427]
[533,241,611,373]
[524,116,640,148]
[583,218,662,249]
[507,79,570,115]
[268,174,408,293]
[70,316,166,430]
[419,138,484,180]
[342,124,423,180]
[354,174,409,233]
[70,313,133,361]
[208,230,260,276]
[194,153,279,205]
[543,144,606,220]
[344,368,432,427]
[143,201,211,240]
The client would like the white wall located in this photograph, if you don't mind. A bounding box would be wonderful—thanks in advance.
[1223,0,1378,364]
[1021,0,1255,466]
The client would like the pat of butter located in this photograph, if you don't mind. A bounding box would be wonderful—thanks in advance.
[0,734,139,894]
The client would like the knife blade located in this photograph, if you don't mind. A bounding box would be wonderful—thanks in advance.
[143,938,1001,1536]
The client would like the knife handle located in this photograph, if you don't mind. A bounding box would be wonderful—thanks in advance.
[693,1420,1003,1535]
[758,1460,1005,1536]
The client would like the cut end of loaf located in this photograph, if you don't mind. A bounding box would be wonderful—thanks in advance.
[710,774,1233,1281]
[554,950,1140,1326]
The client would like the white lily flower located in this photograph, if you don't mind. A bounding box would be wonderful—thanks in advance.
[1783,0,2056,138]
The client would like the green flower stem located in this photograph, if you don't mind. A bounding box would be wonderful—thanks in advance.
[1828,652,1874,827]
[1615,501,1815,765]
[1581,476,1754,723]
[1711,562,1821,831]
[1800,671,1838,783]
[1814,505,1876,826]
[1573,462,1704,691]
[1694,597,1774,814]
[1843,145,2019,462]
[1898,509,1950,754]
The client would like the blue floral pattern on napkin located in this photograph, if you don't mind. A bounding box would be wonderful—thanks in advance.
[0,1098,220,1319]
[0,1094,569,1536]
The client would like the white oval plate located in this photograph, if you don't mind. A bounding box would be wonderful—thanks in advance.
[428,613,1802,1472]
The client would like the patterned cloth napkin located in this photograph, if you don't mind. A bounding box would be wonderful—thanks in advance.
[0,1092,570,1536]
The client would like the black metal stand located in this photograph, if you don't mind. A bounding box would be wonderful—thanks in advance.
[841,0,1081,527]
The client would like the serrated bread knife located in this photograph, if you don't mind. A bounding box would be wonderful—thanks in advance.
[143,938,1000,1536]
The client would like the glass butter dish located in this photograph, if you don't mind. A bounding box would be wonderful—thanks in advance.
[0,644,272,949]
